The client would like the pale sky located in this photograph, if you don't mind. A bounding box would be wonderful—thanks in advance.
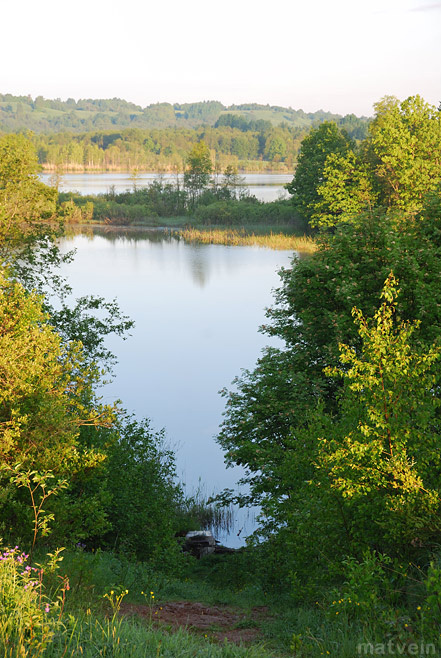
[1,0,440,117]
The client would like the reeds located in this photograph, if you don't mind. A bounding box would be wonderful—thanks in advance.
[179,228,316,252]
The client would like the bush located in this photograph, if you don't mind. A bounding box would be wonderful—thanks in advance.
[194,198,305,228]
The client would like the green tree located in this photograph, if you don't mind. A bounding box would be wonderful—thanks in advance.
[184,141,213,207]
[0,134,133,375]
[285,121,353,223]
[0,133,57,252]
[311,150,377,228]
[264,133,287,162]
[217,206,441,563]
[318,274,441,552]
[306,96,441,229]
[221,165,247,200]
[0,269,115,545]
[101,415,183,564]
[0,134,183,560]
[366,95,441,213]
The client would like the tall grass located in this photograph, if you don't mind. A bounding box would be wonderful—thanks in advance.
[43,615,276,658]
[0,544,276,657]
[3,544,440,657]
[179,228,316,252]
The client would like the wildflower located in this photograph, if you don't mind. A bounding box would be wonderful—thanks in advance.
[45,604,50,613]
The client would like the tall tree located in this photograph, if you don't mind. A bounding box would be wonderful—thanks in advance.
[0,134,132,375]
[317,274,441,552]
[285,121,353,223]
[311,150,377,228]
[217,205,441,556]
[302,96,441,229]
[0,133,57,252]
[0,269,115,544]
[367,95,441,213]
[184,141,213,207]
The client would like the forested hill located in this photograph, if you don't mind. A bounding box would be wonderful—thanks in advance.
[0,93,369,137]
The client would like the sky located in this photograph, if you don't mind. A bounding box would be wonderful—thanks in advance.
[1,0,440,117]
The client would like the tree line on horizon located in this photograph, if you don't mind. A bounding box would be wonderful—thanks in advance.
[0,93,370,133]
[0,93,369,172]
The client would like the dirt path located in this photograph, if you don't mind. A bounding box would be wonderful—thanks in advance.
[121,600,270,645]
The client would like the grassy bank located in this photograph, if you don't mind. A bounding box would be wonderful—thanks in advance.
[4,545,439,658]
[178,227,316,252]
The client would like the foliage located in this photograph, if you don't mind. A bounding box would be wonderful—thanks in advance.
[0,134,133,376]
[0,134,57,244]
[193,198,306,228]
[421,558,441,634]
[312,150,377,227]
[317,274,441,551]
[0,269,116,547]
[100,415,184,567]
[65,168,308,233]
[285,121,354,223]
[367,95,441,213]
[289,95,441,229]
[48,294,134,374]
[0,132,191,566]
[184,141,213,206]
[0,91,368,135]
[217,206,441,587]
[5,468,68,562]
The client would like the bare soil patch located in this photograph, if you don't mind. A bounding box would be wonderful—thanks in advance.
[121,600,270,645]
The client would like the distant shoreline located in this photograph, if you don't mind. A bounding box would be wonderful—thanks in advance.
[40,163,294,175]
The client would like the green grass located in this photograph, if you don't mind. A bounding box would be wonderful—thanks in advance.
[41,615,277,658]
[3,546,440,657]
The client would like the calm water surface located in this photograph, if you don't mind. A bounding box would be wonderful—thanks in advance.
[59,229,297,545]
[41,172,292,202]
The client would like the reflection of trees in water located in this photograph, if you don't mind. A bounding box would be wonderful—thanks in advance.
[65,226,212,286]
[185,243,210,288]
[89,226,179,245]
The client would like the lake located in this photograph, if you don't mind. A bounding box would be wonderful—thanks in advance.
[41,172,293,202]
[59,228,298,546]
